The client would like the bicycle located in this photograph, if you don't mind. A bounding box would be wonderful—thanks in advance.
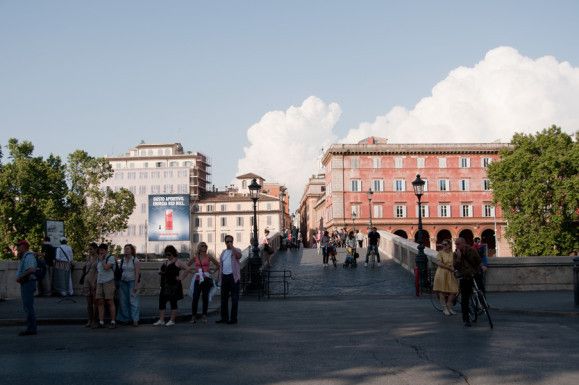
[470,278,493,329]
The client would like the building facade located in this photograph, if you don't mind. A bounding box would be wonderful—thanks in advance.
[296,173,326,246]
[194,173,286,257]
[302,137,511,256]
[102,143,211,255]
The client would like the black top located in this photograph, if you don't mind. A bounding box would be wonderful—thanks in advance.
[368,231,380,246]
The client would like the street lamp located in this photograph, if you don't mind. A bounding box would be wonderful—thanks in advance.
[367,188,374,228]
[352,211,357,231]
[248,178,262,271]
[412,174,427,294]
[280,186,287,233]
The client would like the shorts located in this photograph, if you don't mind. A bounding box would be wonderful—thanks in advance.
[159,294,179,310]
[95,280,116,300]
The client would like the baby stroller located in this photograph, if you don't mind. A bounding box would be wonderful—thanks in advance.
[343,247,358,268]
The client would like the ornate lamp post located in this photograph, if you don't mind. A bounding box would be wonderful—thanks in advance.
[367,188,374,228]
[248,178,262,272]
[280,186,287,232]
[352,211,357,231]
[412,174,427,295]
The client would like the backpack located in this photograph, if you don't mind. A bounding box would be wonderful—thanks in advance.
[34,254,47,280]
[118,256,141,283]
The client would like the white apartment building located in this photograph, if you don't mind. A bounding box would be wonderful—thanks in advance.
[194,173,284,257]
[102,143,210,255]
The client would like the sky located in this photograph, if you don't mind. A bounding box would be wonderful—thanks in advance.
[1,1,578,211]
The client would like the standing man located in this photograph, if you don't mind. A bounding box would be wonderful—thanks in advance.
[217,235,242,324]
[453,237,482,327]
[365,227,381,267]
[54,237,74,296]
[15,240,37,336]
[38,236,54,296]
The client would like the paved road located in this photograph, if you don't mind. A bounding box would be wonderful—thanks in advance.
[270,246,416,297]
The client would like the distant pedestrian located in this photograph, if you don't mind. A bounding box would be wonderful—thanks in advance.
[82,242,99,328]
[15,240,37,336]
[216,235,242,324]
[54,237,74,296]
[261,229,274,267]
[365,227,381,267]
[95,243,117,329]
[153,245,192,326]
[188,242,219,324]
[321,230,330,266]
[117,244,141,326]
[38,236,55,296]
[355,230,364,248]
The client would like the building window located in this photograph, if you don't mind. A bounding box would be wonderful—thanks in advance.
[351,204,360,217]
[207,205,214,212]
[207,217,213,227]
[169,161,178,167]
[220,204,226,211]
[481,157,492,167]
[461,204,473,217]
[417,157,425,168]
[242,180,247,189]
[237,217,244,227]
[422,179,429,192]
[372,157,381,169]
[394,205,407,218]
[220,217,227,227]
[267,203,272,210]
[156,162,163,168]
[459,179,470,191]
[393,179,405,192]
[192,233,200,243]
[373,205,383,218]
[207,233,213,243]
[194,217,201,227]
[394,157,403,168]
[417,204,429,218]
[372,179,384,192]
[139,186,147,195]
[460,157,471,168]
[236,204,241,211]
[266,215,271,225]
[483,204,495,217]
[438,157,447,168]
[351,157,359,169]
[351,179,362,192]
[236,232,242,243]
[438,179,449,191]
[482,179,491,191]
[438,204,451,217]
[140,203,146,214]
[220,233,226,242]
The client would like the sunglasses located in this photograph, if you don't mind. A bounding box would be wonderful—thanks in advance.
[225,240,233,243]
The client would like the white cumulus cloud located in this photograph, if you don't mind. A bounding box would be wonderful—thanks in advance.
[343,46,579,144]
[236,47,579,211]
[236,96,341,203]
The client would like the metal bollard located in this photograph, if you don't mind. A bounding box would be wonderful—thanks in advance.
[574,257,579,307]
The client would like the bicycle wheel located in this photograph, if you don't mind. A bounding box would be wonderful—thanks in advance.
[469,295,479,323]
[477,292,494,329]
[431,289,444,312]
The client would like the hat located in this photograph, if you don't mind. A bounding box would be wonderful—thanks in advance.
[15,239,30,247]
[60,236,67,243]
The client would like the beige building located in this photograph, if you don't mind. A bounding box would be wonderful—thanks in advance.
[194,173,286,257]
[102,143,210,255]
[296,174,326,246]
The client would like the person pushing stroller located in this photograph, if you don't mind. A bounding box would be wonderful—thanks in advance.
[343,231,358,268]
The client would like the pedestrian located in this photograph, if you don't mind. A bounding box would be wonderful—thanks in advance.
[187,242,219,324]
[15,240,37,336]
[365,227,381,267]
[116,244,141,326]
[153,245,192,326]
[54,237,74,297]
[432,239,459,316]
[473,237,489,293]
[321,230,331,266]
[261,229,274,267]
[453,237,482,327]
[38,236,55,296]
[216,235,242,324]
[355,230,364,248]
[82,242,99,328]
[95,243,117,329]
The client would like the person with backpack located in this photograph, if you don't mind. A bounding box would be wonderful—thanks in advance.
[15,240,37,336]
[116,244,141,326]
[95,243,117,329]
[54,237,74,297]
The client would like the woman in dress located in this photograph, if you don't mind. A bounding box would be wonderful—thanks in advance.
[116,244,141,326]
[187,242,219,324]
[153,245,192,326]
[82,242,99,327]
[432,239,459,316]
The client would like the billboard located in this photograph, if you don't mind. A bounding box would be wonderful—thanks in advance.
[148,194,190,241]
[46,220,65,247]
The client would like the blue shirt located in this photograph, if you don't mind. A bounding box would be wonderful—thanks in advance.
[17,251,37,280]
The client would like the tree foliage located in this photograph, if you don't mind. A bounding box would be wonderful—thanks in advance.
[0,140,135,259]
[488,126,578,256]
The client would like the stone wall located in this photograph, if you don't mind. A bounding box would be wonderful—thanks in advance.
[380,231,574,292]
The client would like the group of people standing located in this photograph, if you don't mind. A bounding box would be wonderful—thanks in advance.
[14,234,245,336]
[318,227,381,268]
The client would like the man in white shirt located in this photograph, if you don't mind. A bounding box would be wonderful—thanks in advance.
[54,237,74,296]
[217,235,242,324]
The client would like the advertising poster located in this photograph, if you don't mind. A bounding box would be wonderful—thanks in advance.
[148,194,190,241]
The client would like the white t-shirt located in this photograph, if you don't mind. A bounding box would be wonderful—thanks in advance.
[222,249,233,275]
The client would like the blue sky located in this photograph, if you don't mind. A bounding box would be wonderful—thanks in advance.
[1,1,578,207]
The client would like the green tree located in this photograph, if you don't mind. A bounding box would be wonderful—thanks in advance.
[0,139,68,252]
[65,150,135,255]
[488,126,579,256]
